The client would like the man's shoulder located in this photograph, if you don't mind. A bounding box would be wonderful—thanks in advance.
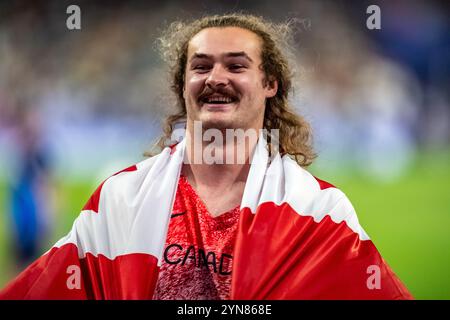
[282,156,368,239]
[81,155,163,213]
[103,154,163,190]
[282,156,344,198]
[312,176,336,190]
[281,156,354,217]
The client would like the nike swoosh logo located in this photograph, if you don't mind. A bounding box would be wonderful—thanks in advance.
[171,211,187,218]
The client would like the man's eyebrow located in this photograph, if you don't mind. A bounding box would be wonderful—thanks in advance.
[189,52,253,63]
[189,53,212,62]
[224,51,253,62]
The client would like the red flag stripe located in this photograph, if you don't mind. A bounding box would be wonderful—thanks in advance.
[231,202,412,300]
[0,243,159,300]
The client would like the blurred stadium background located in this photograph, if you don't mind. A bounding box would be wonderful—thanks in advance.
[0,0,449,299]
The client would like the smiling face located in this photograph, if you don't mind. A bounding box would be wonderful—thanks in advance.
[184,27,278,132]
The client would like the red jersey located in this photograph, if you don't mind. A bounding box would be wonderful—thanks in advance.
[153,175,240,300]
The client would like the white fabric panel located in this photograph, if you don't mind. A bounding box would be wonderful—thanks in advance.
[241,142,370,240]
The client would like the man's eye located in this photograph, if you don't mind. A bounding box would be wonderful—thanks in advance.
[229,64,246,72]
[193,65,210,72]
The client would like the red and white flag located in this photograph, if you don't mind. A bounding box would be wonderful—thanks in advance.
[0,138,412,299]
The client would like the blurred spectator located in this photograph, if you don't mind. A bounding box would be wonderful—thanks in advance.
[7,100,53,269]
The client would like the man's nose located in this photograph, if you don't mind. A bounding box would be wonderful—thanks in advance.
[205,64,229,88]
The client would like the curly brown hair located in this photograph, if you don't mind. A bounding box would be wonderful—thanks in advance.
[148,13,316,167]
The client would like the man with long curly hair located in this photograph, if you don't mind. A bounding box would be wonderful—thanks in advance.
[1,13,412,300]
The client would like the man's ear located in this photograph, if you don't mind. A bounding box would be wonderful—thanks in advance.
[265,78,278,98]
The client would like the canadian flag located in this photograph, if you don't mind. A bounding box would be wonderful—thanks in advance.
[0,138,412,299]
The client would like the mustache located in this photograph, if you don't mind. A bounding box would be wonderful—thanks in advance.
[197,87,239,102]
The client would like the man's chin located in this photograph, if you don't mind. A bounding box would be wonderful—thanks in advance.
[200,118,236,130]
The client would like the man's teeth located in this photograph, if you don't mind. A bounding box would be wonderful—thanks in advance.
[205,96,234,103]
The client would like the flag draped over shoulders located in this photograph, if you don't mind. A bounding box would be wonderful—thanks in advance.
[0,137,412,300]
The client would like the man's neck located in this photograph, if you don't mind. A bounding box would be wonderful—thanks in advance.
[182,162,250,191]
[183,129,257,188]
[181,127,258,217]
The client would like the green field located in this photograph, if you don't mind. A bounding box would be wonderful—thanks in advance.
[1,150,449,299]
